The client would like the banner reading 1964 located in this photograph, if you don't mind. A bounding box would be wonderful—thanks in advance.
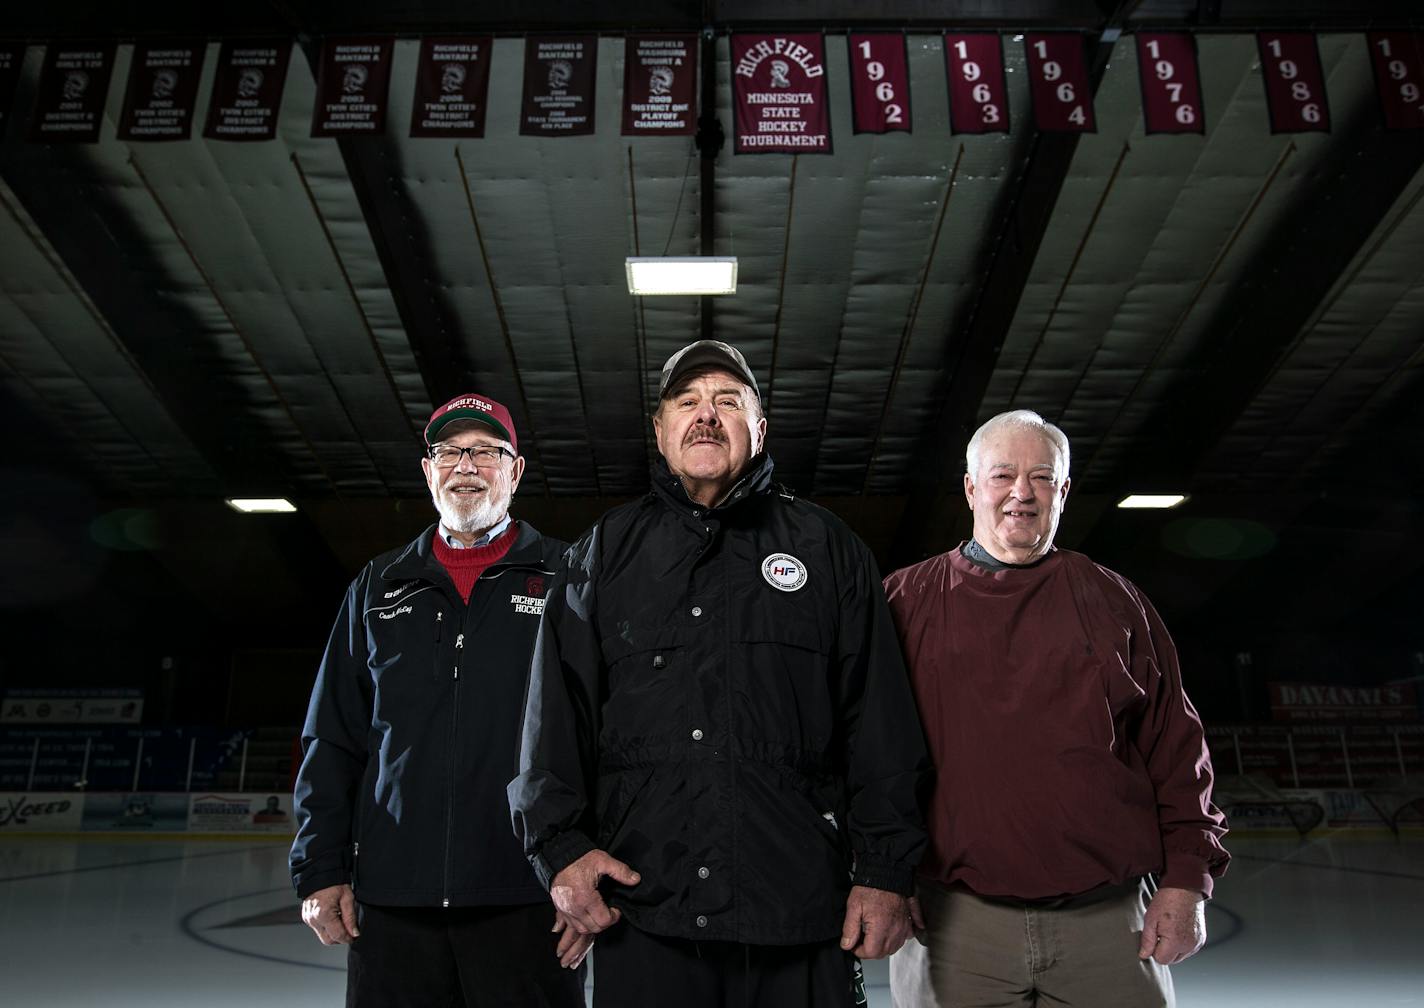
[311,36,394,137]
[203,40,291,142]
[118,41,205,142]
[623,34,697,136]
[410,36,493,138]
[731,33,831,154]
[31,41,115,143]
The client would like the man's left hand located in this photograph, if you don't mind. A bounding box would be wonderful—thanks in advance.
[1139,886,1206,965]
[552,909,594,970]
[840,884,913,959]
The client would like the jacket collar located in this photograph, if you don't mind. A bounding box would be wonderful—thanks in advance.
[379,519,543,584]
[649,452,776,515]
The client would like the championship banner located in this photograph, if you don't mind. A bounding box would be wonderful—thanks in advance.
[622,34,697,136]
[0,793,84,832]
[117,41,205,142]
[188,792,293,833]
[1367,32,1424,130]
[1135,33,1204,134]
[847,33,909,134]
[30,41,115,143]
[1024,34,1094,132]
[0,45,23,135]
[311,36,394,137]
[944,34,1009,134]
[203,39,291,142]
[520,35,597,137]
[731,33,831,154]
[1257,33,1329,133]
[409,36,493,138]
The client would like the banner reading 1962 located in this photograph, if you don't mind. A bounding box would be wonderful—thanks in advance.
[731,33,831,154]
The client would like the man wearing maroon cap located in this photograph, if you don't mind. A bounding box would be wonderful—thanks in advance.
[291,393,587,1008]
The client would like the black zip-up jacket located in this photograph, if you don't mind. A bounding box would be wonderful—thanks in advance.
[291,520,565,907]
[509,454,928,944]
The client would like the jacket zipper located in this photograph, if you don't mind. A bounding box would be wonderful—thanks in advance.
[443,630,464,908]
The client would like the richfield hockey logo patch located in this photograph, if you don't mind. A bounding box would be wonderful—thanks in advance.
[761,553,807,592]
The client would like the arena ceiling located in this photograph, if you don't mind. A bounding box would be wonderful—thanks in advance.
[1,1,1421,697]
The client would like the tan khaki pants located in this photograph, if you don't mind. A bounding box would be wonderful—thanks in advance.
[889,878,1174,1008]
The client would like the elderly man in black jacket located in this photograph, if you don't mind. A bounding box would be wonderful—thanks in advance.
[510,341,928,1007]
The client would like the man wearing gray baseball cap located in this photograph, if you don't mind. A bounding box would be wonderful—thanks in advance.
[511,340,928,1006]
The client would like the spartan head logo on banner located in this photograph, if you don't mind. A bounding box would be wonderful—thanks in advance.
[623,34,697,135]
[521,35,597,136]
[203,40,291,142]
[118,41,205,142]
[311,36,394,137]
[410,36,493,137]
[731,33,831,154]
[31,41,115,143]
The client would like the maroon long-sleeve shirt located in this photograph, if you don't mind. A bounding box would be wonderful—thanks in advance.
[883,545,1228,900]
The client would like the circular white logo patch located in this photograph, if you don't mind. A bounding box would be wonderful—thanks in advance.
[761,553,808,592]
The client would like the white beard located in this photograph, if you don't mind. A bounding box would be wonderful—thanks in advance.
[431,479,512,536]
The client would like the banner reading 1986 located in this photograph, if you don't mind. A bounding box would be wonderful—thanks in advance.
[731,33,831,154]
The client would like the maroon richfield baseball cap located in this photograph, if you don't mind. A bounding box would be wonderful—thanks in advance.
[424,393,518,453]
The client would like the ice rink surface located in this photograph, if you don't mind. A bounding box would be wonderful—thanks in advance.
[1,831,1420,1006]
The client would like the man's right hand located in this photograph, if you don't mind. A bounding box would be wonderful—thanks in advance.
[301,883,359,945]
[549,849,641,935]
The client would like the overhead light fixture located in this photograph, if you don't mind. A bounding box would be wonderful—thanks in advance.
[1117,494,1187,510]
[626,256,737,295]
[225,497,297,514]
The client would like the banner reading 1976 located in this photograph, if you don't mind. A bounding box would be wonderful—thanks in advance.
[623,34,697,136]
[203,40,291,142]
[731,33,831,154]
[1135,33,1204,134]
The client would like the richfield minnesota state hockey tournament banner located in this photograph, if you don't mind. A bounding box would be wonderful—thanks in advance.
[731,33,831,154]
[311,36,394,137]
[409,36,493,138]
[623,34,697,136]
[203,40,291,142]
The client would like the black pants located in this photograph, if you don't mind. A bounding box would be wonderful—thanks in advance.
[347,902,587,1008]
[591,922,858,1008]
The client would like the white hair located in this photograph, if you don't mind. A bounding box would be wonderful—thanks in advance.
[966,410,1071,480]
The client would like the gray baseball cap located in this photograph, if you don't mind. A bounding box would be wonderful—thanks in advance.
[658,340,760,399]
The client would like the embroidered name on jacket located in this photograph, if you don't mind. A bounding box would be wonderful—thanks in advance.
[510,594,545,615]
[376,605,413,620]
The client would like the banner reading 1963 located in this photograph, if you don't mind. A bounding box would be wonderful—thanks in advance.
[203,40,291,142]
[732,33,831,154]
[410,36,493,138]
[31,41,115,143]
[311,36,394,137]
[118,41,205,142]
[623,34,697,136]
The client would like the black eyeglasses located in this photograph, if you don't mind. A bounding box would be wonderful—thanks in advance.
[428,445,513,469]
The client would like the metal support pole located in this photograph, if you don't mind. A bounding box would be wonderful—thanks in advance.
[79,737,92,788]
[131,737,144,792]
[185,737,197,792]
[1339,727,1353,789]
[26,737,40,790]
[238,737,249,792]
[1287,731,1300,789]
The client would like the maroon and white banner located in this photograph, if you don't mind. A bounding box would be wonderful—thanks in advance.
[1257,33,1329,133]
[409,36,493,138]
[30,41,115,143]
[117,41,205,142]
[203,40,291,142]
[1367,32,1424,130]
[0,45,23,134]
[1024,34,1094,132]
[311,36,394,137]
[847,33,910,134]
[731,33,831,154]
[1270,682,1418,722]
[944,33,1009,134]
[521,35,597,137]
[1136,33,1204,134]
[623,34,697,136]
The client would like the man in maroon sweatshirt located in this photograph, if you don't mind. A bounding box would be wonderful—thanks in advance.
[883,409,1228,1008]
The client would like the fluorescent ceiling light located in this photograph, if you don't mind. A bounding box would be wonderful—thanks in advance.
[1117,494,1187,510]
[626,256,737,295]
[225,497,297,514]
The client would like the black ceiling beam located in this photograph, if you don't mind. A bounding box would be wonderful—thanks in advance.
[886,12,1131,569]
[1077,100,1424,563]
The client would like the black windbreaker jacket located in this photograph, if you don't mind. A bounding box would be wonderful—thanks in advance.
[509,455,928,945]
[291,521,565,907]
